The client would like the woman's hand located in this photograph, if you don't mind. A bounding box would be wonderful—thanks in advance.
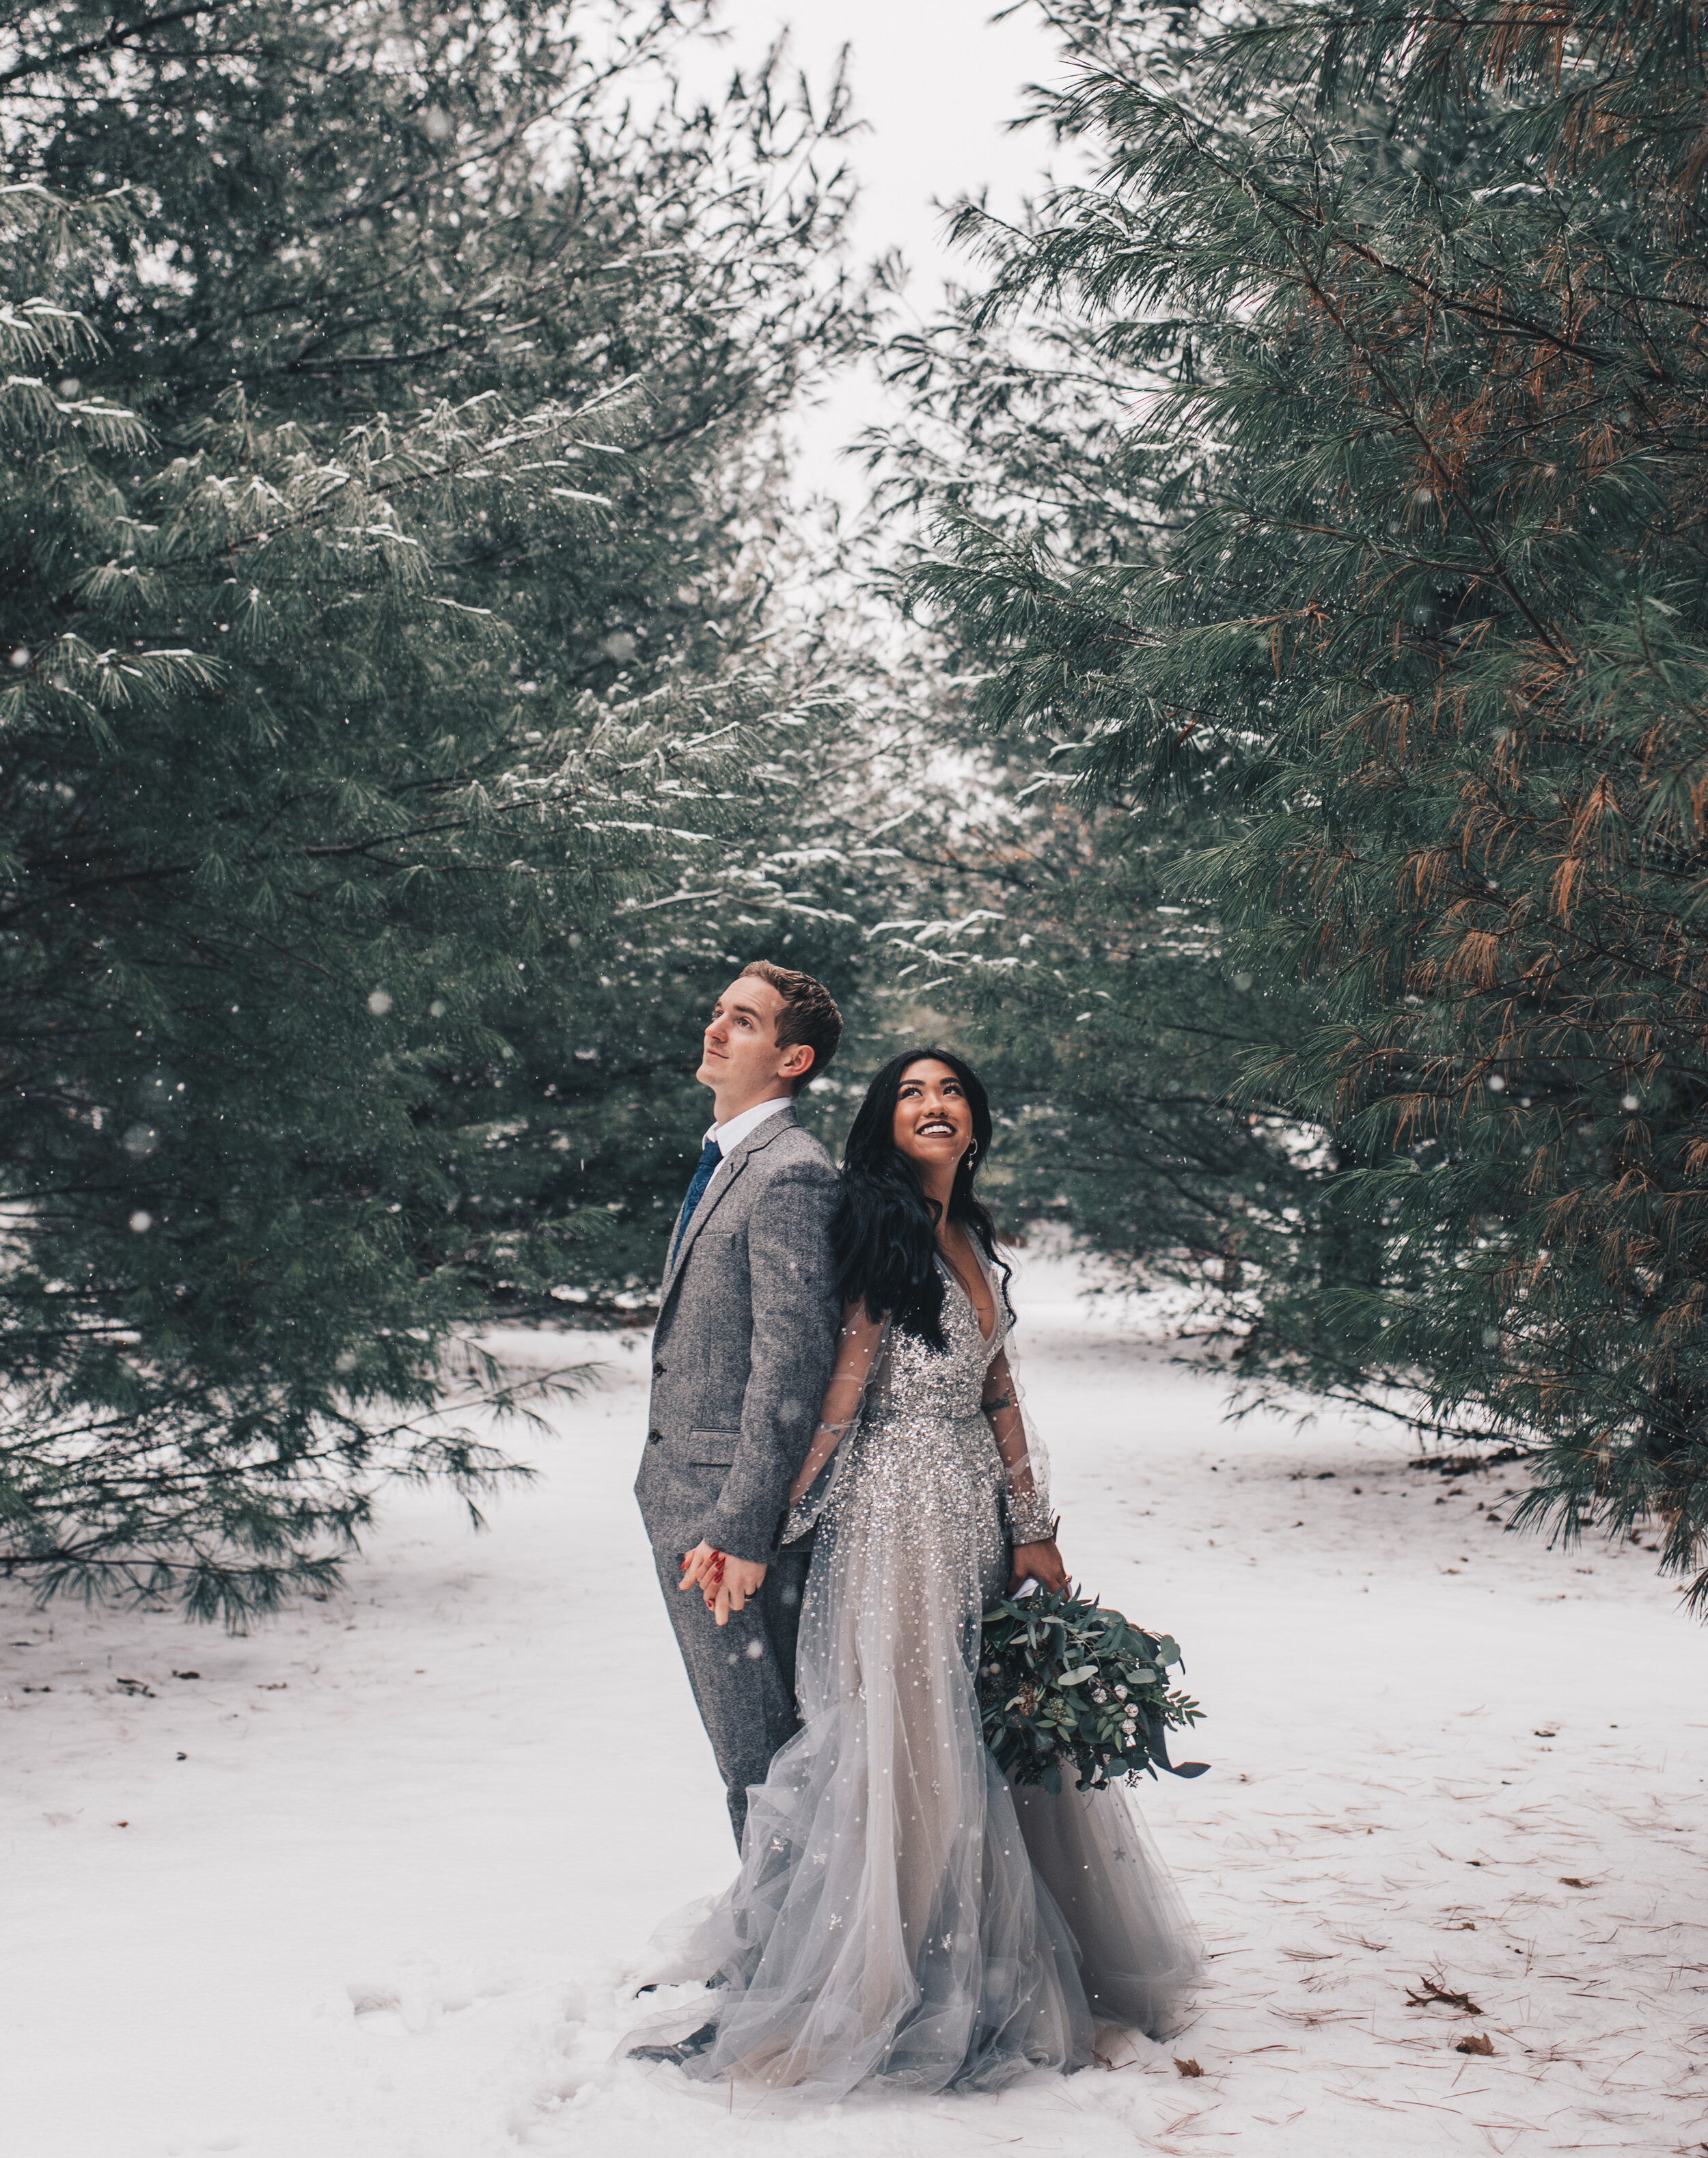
[786,1475,809,1510]
[678,1540,768,1626]
[1009,1538,1069,1594]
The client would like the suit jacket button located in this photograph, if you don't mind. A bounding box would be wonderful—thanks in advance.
[652,1361,666,1376]
[648,1428,664,1445]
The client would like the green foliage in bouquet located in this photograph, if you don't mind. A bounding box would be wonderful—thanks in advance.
[978,1586,1204,1797]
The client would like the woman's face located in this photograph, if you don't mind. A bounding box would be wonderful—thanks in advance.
[890,1058,974,1180]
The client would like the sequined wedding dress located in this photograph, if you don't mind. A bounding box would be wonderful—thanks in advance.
[634,1253,1202,2099]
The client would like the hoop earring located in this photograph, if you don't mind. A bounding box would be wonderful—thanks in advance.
[964,1140,979,1164]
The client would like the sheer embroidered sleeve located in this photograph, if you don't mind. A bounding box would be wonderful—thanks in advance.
[981,1344,1055,1545]
[780,1300,888,1541]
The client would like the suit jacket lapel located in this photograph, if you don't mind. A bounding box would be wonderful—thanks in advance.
[658,1105,798,1306]
[661,1149,745,1299]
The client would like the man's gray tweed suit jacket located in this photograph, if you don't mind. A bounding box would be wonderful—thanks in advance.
[634,1103,839,1842]
[636,1104,840,1562]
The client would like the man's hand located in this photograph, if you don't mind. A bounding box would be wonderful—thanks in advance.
[678,1540,768,1626]
[1009,1538,1069,1594]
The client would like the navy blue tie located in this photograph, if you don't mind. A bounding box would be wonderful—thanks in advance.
[672,1134,722,1262]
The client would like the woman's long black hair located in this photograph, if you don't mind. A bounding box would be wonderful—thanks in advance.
[831,1046,1009,1350]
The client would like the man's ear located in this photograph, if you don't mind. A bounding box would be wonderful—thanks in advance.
[778,1041,814,1083]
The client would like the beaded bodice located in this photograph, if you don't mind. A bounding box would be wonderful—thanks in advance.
[868,1260,1008,1432]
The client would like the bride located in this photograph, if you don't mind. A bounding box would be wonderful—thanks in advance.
[629,1047,1202,2097]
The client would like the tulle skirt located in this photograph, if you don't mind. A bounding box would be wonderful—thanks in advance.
[627,1401,1202,2100]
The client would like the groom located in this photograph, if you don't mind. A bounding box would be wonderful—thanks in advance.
[635,961,843,1844]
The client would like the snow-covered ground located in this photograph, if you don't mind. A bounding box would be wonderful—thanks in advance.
[6,1248,1707,2158]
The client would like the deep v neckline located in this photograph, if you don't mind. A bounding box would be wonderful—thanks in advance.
[938,1247,996,1344]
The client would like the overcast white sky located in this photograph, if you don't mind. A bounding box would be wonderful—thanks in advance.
[685,1,1072,508]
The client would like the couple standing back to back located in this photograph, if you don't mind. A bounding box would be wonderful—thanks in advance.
[630,961,1202,2101]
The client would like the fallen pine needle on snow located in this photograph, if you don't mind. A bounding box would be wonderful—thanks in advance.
[1405,1975,1485,2014]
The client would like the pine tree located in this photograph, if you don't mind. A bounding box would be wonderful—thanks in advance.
[866,8,1321,1307]
[0,4,869,1619]
[907,0,1708,1600]
[3,0,871,1300]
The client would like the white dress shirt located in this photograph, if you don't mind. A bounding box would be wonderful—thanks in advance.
[708,1094,793,1155]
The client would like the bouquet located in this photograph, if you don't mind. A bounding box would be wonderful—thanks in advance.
[978,1585,1207,1795]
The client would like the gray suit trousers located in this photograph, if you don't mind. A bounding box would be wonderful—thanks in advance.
[650,1531,814,1843]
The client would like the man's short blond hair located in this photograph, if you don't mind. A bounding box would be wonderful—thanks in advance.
[739,961,842,1094]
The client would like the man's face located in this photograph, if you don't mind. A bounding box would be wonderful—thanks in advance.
[698,975,800,1104]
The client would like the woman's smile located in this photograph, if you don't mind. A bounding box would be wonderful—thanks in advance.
[892,1059,974,1168]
